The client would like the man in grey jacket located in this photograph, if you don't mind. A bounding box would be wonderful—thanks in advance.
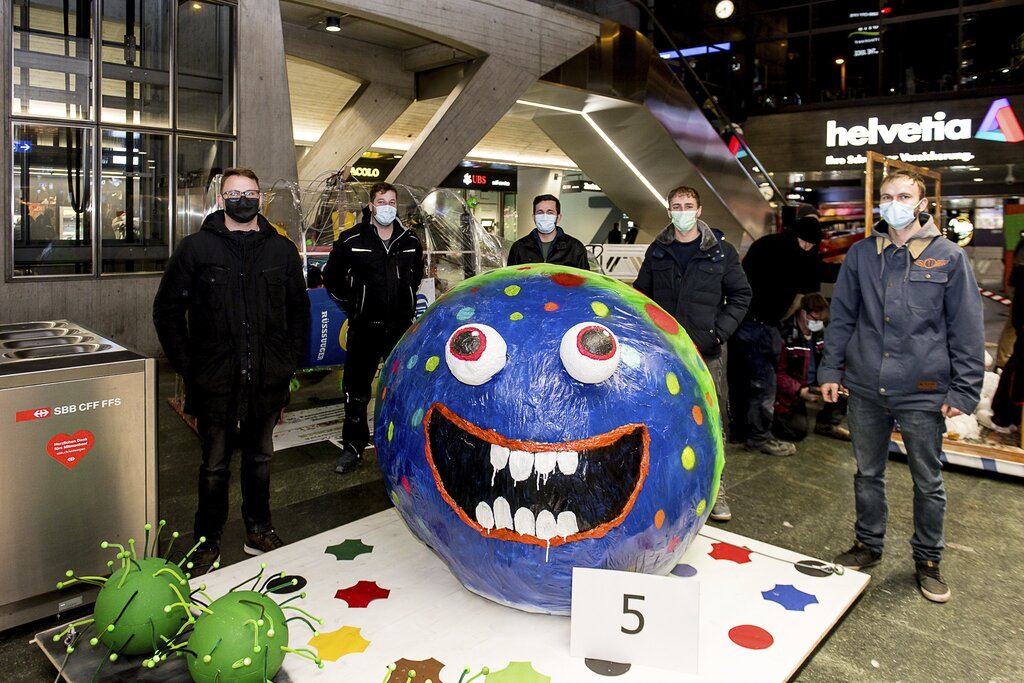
[820,170,984,603]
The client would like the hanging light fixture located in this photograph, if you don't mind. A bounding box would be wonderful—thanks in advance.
[325,16,342,32]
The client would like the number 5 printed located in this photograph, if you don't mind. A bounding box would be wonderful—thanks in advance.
[621,594,645,634]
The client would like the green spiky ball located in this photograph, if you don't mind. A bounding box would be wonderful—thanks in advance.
[186,591,289,683]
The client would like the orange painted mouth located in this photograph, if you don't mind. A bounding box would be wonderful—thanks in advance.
[423,403,650,547]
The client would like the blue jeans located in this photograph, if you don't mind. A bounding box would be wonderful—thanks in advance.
[846,392,947,563]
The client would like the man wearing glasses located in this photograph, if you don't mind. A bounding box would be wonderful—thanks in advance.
[324,182,424,474]
[154,168,310,572]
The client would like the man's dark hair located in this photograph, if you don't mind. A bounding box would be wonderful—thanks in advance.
[222,167,260,188]
[533,194,560,213]
[800,292,829,319]
[667,185,701,207]
[370,182,398,201]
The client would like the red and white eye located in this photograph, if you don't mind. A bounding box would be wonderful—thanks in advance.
[559,322,620,384]
[445,324,507,386]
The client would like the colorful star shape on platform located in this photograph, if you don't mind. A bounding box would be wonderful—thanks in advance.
[307,625,370,661]
[386,658,445,682]
[325,539,373,561]
[708,541,753,564]
[485,661,552,683]
[335,580,391,608]
[761,583,819,611]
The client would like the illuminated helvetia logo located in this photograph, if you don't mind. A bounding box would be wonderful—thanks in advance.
[975,98,1023,143]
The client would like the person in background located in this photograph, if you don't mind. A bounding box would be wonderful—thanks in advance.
[624,222,639,244]
[634,185,751,522]
[323,182,424,475]
[607,221,623,245]
[507,194,589,269]
[821,169,984,604]
[153,168,310,572]
[772,293,850,442]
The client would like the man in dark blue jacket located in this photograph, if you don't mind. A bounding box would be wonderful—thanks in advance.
[635,185,751,521]
[821,170,984,603]
[154,168,310,572]
[324,182,424,475]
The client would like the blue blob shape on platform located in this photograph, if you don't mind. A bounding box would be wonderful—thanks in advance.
[671,563,698,577]
[761,583,819,611]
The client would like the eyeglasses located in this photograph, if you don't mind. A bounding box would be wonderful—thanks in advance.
[221,190,261,199]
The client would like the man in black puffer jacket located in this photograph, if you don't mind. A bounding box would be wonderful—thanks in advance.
[154,168,310,571]
[635,185,751,522]
[323,182,424,474]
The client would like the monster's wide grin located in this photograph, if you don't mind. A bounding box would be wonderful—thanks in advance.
[424,403,650,547]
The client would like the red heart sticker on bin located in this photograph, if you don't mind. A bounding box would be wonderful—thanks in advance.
[47,431,95,470]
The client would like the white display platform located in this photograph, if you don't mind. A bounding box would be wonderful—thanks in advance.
[890,433,1024,478]
[36,509,868,682]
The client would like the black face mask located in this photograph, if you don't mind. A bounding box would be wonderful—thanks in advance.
[224,197,260,224]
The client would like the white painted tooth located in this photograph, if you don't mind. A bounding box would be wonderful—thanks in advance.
[493,497,513,529]
[514,507,536,536]
[556,511,579,537]
[556,450,579,475]
[534,451,556,476]
[535,510,557,540]
[490,444,510,471]
[475,502,495,530]
[509,450,534,482]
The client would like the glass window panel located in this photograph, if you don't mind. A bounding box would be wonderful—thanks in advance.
[11,123,94,276]
[99,130,170,273]
[176,1,234,134]
[100,1,172,126]
[175,136,232,244]
[12,0,93,120]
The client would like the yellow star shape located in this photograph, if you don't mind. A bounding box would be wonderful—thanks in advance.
[307,625,370,662]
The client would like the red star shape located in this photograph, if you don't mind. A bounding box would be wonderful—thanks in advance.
[708,541,753,564]
[335,580,391,608]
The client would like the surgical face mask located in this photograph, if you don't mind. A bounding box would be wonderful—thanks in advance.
[374,204,397,226]
[535,213,557,234]
[879,200,917,230]
[807,319,825,333]
[224,197,259,224]
[671,210,698,233]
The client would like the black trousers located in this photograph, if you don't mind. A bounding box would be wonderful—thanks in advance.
[194,410,278,543]
[772,396,847,442]
[342,320,407,454]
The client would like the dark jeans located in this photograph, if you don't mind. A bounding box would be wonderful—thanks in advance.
[846,391,947,563]
[342,320,407,454]
[728,320,782,447]
[194,409,279,543]
[773,395,848,442]
[992,333,1024,427]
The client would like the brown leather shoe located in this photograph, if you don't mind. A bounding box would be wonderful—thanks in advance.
[816,424,852,441]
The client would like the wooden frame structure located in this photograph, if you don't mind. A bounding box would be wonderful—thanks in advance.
[864,150,942,237]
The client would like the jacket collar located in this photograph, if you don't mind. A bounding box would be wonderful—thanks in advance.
[532,226,565,248]
[654,219,718,252]
[201,210,276,239]
[874,213,940,259]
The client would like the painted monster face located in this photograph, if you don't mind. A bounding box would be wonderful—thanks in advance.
[374,264,723,615]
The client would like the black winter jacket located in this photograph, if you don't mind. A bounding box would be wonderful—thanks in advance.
[322,215,424,327]
[742,230,823,325]
[153,212,310,420]
[507,228,590,270]
[634,221,751,359]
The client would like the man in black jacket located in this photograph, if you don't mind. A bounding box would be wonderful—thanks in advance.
[507,194,589,269]
[728,216,823,457]
[324,182,424,474]
[634,185,751,522]
[153,168,310,571]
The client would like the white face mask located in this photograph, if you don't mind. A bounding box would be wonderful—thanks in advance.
[374,204,397,226]
[535,214,557,234]
[879,201,917,230]
[807,319,825,333]
[671,210,698,233]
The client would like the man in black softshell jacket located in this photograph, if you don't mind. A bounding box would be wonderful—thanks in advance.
[153,168,310,572]
[507,194,590,269]
[323,182,424,474]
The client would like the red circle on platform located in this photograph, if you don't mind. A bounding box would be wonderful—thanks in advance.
[729,624,774,650]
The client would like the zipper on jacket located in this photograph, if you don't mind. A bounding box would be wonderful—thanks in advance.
[360,284,367,314]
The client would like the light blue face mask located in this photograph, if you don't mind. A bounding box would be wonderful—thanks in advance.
[535,214,557,234]
[671,210,698,233]
[374,204,397,226]
[807,319,825,333]
[879,201,917,230]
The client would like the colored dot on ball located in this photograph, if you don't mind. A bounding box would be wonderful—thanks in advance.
[387,422,394,441]
[470,286,481,293]
[620,345,642,369]
[591,301,610,317]
[692,405,704,425]
[401,476,412,495]
[406,354,419,369]
[644,303,680,334]
[706,391,713,404]
[666,372,680,395]
[544,302,559,312]
[411,408,425,427]
[696,499,707,515]
[654,509,666,529]
[510,312,524,321]
[391,491,400,506]
[381,387,387,401]
[681,446,696,470]
[551,272,585,287]
[391,358,401,374]
[425,356,440,372]
[456,306,475,321]
[504,285,521,296]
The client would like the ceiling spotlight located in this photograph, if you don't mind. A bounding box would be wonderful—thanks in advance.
[191,2,201,8]
[325,16,341,32]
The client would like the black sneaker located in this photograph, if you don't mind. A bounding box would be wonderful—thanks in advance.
[244,529,285,556]
[833,540,882,569]
[915,560,950,603]
[189,541,221,577]
[335,447,362,474]
[710,486,732,522]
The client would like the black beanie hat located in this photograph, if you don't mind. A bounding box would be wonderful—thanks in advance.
[793,216,822,245]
